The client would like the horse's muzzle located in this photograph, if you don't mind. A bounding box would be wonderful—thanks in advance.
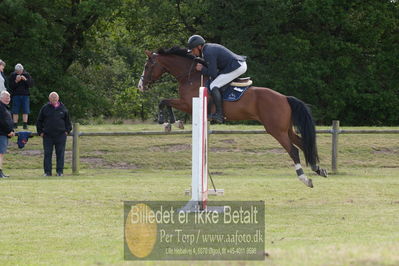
[137,77,145,91]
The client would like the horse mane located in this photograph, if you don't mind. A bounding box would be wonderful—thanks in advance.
[157,46,207,66]
[158,46,193,58]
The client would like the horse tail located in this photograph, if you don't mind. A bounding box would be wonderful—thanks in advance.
[286,96,319,166]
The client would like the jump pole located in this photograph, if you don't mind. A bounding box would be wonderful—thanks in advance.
[182,87,224,212]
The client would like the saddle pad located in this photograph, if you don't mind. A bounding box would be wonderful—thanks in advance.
[221,85,251,101]
[205,80,251,102]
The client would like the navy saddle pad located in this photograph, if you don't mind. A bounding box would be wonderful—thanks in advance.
[205,80,251,102]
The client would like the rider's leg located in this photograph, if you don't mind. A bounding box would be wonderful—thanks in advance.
[209,61,247,123]
[210,87,223,123]
[209,61,247,89]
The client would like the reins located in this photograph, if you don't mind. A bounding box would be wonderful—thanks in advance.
[142,53,200,87]
[173,59,196,82]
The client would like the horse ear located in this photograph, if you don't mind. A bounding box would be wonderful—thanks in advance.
[145,50,152,58]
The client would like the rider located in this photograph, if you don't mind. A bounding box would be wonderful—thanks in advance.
[187,35,247,123]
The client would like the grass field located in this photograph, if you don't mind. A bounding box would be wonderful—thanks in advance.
[0,123,398,265]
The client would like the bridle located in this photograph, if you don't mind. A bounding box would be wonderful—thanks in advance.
[140,54,197,89]
[139,55,159,88]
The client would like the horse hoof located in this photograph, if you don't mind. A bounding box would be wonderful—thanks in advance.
[298,175,313,188]
[176,120,184,129]
[164,123,172,133]
[318,168,328,178]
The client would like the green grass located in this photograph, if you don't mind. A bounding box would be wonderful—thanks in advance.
[0,124,398,265]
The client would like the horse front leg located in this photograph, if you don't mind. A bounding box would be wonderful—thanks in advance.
[165,105,185,129]
[161,98,190,130]
[158,100,168,124]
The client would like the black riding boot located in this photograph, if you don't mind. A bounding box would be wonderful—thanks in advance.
[210,87,224,123]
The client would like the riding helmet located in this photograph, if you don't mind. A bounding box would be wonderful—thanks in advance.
[187,35,206,49]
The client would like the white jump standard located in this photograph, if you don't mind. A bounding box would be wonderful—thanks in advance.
[182,87,224,212]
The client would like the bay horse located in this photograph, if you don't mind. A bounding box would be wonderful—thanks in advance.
[138,47,328,187]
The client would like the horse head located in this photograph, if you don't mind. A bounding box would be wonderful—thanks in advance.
[138,47,206,91]
[138,50,167,91]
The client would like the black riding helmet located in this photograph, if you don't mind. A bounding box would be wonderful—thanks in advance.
[187,35,206,50]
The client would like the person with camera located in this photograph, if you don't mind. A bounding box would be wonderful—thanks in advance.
[8,63,33,129]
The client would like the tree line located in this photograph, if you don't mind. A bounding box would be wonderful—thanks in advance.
[0,0,398,125]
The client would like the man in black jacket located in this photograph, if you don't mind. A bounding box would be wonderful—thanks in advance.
[9,63,33,129]
[0,91,15,178]
[36,92,72,176]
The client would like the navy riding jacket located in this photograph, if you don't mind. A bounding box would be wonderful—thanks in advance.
[200,43,246,79]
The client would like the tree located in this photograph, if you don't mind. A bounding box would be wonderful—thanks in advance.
[0,0,121,120]
[1,0,397,125]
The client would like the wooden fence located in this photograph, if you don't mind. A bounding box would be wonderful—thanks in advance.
[37,120,399,174]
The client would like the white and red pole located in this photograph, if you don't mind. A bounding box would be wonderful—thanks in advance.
[191,87,208,210]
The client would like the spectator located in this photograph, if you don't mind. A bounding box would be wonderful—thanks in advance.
[0,91,15,178]
[8,63,33,129]
[0,60,9,93]
[36,92,72,177]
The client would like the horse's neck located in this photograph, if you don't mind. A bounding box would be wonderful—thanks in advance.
[159,55,204,97]
[160,55,196,81]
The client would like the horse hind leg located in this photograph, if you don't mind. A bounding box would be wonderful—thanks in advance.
[166,106,176,124]
[272,131,313,188]
[289,129,328,178]
[290,144,314,188]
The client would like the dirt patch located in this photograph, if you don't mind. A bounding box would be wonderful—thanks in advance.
[81,156,138,169]
[19,150,42,156]
[108,161,139,169]
[210,147,240,152]
[148,146,162,152]
[220,139,236,144]
[91,150,109,155]
[372,147,398,154]
[149,144,191,152]
[209,171,224,175]
[267,148,286,154]
[210,147,286,154]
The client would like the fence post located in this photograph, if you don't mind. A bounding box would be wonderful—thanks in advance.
[331,120,340,174]
[72,123,80,175]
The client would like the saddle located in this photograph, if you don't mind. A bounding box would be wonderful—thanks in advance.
[230,77,253,87]
[206,77,253,102]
